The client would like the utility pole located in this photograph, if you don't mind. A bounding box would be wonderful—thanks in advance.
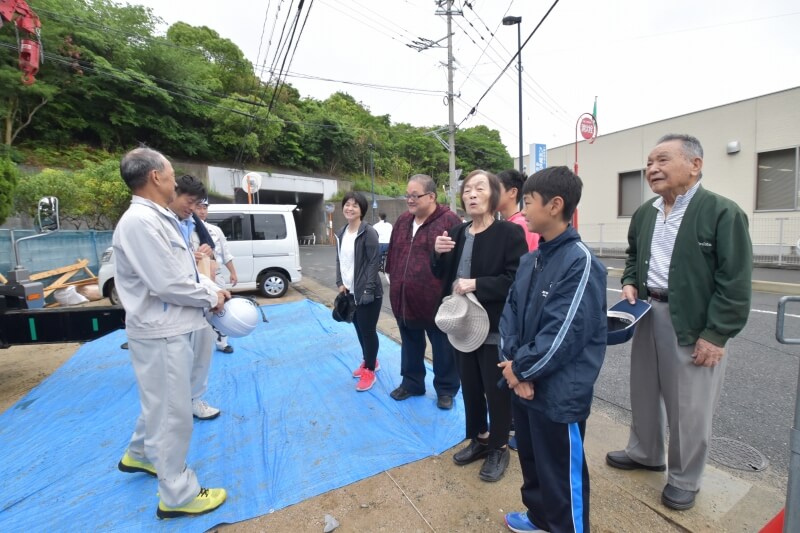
[447,1,457,212]
[503,16,523,173]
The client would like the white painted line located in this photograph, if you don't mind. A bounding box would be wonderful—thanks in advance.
[751,308,800,319]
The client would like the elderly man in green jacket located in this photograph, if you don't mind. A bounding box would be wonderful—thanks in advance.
[606,134,752,511]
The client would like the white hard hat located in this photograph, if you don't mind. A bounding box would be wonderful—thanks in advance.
[208,297,261,338]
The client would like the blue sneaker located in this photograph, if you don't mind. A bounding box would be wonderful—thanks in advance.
[504,511,547,532]
[508,434,518,451]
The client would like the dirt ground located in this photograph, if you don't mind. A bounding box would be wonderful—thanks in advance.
[0,286,693,533]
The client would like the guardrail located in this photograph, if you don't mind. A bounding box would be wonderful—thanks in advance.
[776,296,800,533]
[580,217,800,267]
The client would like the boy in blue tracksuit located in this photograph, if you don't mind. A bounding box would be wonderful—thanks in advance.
[499,166,607,533]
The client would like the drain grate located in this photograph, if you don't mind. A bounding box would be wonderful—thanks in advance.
[708,437,768,471]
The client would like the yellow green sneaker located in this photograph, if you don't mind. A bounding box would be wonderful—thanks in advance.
[157,487,227,519]
[118,451,156,477]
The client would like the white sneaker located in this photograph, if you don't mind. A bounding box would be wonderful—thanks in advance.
[192,399,220,420]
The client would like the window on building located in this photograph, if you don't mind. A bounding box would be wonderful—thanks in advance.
[252,214,287,240]
[618,170,645,216]
[756,148,798,211]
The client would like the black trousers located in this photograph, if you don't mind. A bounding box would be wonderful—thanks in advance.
[513,399,590,533]
[352,297,382,370]
[455,343,512,449]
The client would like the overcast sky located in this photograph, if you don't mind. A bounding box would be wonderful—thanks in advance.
[131,0,800,159]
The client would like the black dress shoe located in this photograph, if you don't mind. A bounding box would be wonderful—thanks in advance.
[120,342,129,350]
[390,386,424,401]
[453,439,490,465]
[662,484,698,511]
[436,395,453,410]
[606,450,666,471]
[479,447,510,482]
[219,345,234,354]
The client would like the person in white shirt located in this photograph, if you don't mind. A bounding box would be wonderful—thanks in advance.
[194,198,238,354]
[335,192,383,392]
[114,147,229,519]
[373,212,393,257]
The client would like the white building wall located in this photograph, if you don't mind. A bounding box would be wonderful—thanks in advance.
[543,88,800,258]
[206,167,338,200]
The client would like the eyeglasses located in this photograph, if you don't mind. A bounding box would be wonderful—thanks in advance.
[404,192,433,201]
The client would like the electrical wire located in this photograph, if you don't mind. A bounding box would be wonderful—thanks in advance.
[269,70,443,96]
[316,0,414,47]
[235,0,298,171]
[463,3,569,117]
[457,0,560,128]
[455,2,569,120]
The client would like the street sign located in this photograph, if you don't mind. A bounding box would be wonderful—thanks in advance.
[241,172,262,192]
[580,116,595,140]
[324,203,335,213]
[532,143,547,172]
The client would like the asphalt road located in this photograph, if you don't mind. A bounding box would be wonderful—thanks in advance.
[299,245,800,492]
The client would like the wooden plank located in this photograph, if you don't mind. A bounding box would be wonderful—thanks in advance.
[43,269,81,298]
[30,259,89,281]
[62,278,97,287]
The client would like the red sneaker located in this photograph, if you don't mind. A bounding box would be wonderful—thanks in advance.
[356,369,376,392]
[352,359,380,378]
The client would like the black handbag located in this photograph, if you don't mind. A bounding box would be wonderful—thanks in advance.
[332,291,356,323]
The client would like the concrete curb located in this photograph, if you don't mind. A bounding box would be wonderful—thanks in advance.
[607,267,800,295]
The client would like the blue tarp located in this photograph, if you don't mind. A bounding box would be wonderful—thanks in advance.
[0,299,465,531]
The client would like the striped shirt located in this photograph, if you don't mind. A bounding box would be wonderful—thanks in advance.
[646,180,702,290]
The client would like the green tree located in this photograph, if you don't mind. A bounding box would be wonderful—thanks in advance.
[0,158,19,225]
[166,22,256,95]
[14,168,83,228]
[14,158,128,229]
[209,93,282,163]
[455,125,513,174]
[390,123,448,179]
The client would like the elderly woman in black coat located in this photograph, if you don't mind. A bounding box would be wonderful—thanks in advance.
[432,169,527,482]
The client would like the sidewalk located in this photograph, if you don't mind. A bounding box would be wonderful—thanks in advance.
[223,278,785,533]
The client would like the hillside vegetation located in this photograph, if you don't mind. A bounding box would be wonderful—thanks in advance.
[0,0,512,226]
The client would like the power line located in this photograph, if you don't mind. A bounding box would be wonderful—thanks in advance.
[346,0,418,41]
[262,0,315,144]
[462,3,570,117]
[253,0,276,71]
[456,0,510,92]
[316,0,414,47]
[457,0,560,127]
[455,3,570,120]
[272,70,444,96]
[235,0,302,170]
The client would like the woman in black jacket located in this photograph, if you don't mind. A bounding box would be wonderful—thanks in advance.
[335,192,383,392]
[432,170,527,482]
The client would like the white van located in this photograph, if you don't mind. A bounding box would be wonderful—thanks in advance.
[206,204,302,298]
[99,204,302,303]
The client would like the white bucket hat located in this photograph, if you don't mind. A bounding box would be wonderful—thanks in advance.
[435,292,490,353]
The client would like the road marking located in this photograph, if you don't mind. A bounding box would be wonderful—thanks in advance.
[751,308,800,319]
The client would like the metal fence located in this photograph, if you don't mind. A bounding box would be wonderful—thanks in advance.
[0,230,114,277]
[580,216,800,267]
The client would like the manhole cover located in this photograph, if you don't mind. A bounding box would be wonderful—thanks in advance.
[708,437,768,471]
